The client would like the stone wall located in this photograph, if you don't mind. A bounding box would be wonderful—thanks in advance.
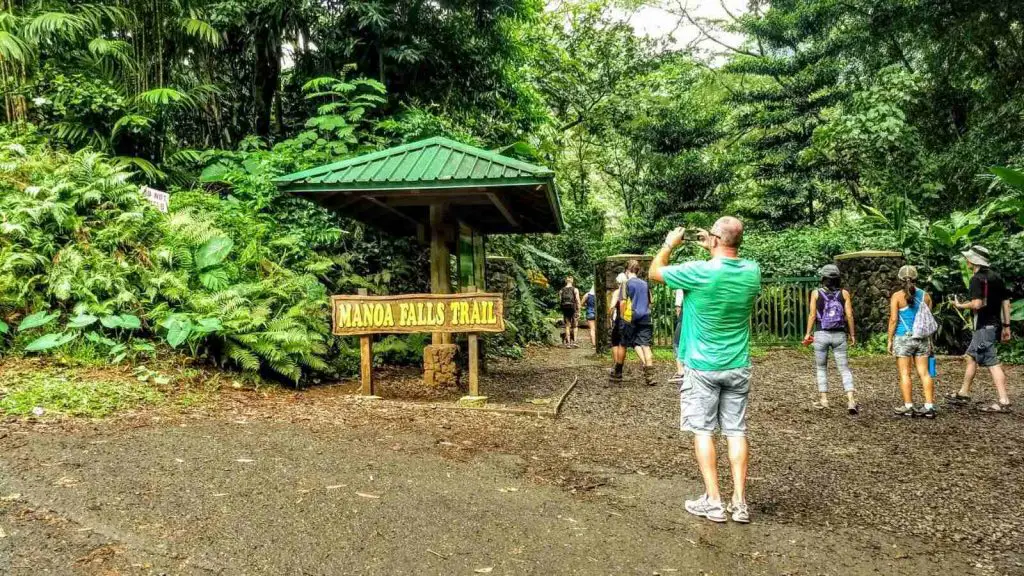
[594,254,652,353]
[423,344,460,388]
[833,251,905,337]
[485,256,516,307]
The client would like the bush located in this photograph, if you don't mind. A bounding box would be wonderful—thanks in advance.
[740,225,898,277]
[0,132,334,383]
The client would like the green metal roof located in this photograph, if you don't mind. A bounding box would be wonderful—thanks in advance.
[274,137,563,236]
[274,136,554,189]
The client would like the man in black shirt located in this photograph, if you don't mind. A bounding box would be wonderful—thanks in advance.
[950,246,1012,412]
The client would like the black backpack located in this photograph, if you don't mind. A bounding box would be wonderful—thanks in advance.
[560,286,576,307]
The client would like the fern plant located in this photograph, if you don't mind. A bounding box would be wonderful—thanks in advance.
[0,130,337,382]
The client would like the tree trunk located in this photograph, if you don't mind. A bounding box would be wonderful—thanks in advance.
[254,32,282,139]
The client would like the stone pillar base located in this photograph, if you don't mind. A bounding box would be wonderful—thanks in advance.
[458,395,488,407]
[424,344,461,388]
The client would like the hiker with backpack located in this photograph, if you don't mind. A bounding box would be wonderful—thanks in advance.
[608,273,628,381]
[887,265,939,418]
[948,246,1013,413]
[608,264,655,385]
[559,276,582,349]
[624,260,656,386]
[802,265,859,414]
[583,287,597,347]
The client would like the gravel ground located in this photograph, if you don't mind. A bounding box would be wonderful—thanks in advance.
[0,343,1022,574]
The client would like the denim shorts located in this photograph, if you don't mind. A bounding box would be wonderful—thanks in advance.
[679,367,752,438]
[967,326,1000,367]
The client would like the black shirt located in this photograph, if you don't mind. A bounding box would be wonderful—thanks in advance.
[969,269,1007,329]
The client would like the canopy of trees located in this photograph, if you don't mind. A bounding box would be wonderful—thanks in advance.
[1,0,1023,379]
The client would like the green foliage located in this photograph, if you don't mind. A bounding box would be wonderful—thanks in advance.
[0,130,337,382]
[740,225,897,278]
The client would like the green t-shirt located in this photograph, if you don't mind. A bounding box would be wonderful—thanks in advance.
[662,257,761,372]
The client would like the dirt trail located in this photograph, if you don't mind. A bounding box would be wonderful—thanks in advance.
[0,420,974,575]
[0,343,1021,575]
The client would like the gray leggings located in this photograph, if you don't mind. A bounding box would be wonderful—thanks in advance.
[813,330,854,392]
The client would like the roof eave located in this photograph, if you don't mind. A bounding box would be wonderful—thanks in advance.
[277,176,553,193]
[545,181,565,234]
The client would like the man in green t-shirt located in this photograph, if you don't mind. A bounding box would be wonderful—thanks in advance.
[649,216,761,524]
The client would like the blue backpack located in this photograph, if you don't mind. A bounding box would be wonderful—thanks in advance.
[817,289,846,330]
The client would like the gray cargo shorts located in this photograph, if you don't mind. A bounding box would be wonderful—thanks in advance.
[679,367,752,438]
[967,326,1000,367]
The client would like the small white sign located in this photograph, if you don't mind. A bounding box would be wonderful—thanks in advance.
[140,186,169,213]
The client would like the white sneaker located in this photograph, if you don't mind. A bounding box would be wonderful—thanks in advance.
[684,494,727,522]
[727,501,750,524]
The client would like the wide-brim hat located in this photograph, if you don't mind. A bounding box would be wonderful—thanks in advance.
[818,264,841,278]
[615,272,628,284]
[961,245,991,267]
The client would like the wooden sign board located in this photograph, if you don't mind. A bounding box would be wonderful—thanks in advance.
[331,293,505,337]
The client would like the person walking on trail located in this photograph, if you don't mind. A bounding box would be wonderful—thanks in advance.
[559,276,581,349]
[887,265,937,419]
[649,217,761,525]
[609,273,629,382]
[948,246,1013,413]
[669,288,686,384]
[623,260,656,386]
[802,264,859,415]
[583,287,597,347]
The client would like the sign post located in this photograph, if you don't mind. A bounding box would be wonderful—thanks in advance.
[463,285,481,397]
[356,288,374,396]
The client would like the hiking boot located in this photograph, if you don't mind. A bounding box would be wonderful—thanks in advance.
[684,494,727,523]
[893,405,916,417]
[608,369,623,383]
[643,366,656,386]
[727,501,750,524]
[916,406,937,419]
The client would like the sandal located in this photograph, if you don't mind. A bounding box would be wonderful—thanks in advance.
[979,402,1013,414]
[944,393,971,404]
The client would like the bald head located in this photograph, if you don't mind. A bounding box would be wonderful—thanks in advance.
[712,216,744,249]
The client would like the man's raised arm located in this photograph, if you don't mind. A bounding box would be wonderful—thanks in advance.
[650,227,686,283]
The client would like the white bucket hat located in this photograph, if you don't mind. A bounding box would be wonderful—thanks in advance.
[615,272,627,284]
[961,245,991,268]
[897,265,918,280]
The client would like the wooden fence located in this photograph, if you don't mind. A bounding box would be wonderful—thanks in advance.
[651,277,819,346]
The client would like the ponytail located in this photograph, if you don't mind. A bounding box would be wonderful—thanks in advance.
[904,279,917,307]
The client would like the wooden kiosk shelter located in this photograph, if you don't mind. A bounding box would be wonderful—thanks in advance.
[275,137,563,399]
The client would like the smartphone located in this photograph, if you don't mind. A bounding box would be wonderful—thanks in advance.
[683,230,705,242]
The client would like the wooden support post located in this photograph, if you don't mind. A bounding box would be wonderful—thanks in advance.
[462,285,480,397]
[429,204,452,345]
[357,288,373,396]
[468,333,479,397]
